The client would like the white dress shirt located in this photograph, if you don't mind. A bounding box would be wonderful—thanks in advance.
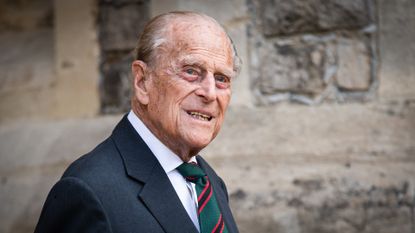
[127,111,200,231]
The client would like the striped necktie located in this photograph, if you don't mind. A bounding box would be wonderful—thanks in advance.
[177,162,228,233]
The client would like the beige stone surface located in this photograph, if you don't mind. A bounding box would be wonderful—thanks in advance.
[0,0,101,122]
[0,0,53,31]
[378,0,415,99]
[257,0,373,36]
[336,37,371,91]
[0,0,415,233]
[1,100,414,232]
[0,29,54,123]
[204,102,415,160]
[207,103,415,233]
[0,115,120,233]
[213,157,415,233]
[52,0,100,118]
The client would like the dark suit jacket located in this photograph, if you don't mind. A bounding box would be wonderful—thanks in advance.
[34,115,239,233]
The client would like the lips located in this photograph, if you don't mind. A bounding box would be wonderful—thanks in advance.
[186,111,213,121]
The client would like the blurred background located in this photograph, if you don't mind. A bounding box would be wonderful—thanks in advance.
[0,0,414,232]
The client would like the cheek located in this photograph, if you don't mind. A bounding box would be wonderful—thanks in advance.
[216,93,231,126]
[147,85,171,119]
[162,81,188,120]
[219,91,231,111]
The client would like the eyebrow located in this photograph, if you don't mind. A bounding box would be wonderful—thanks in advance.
[178,56,235,79]
[179,58,204,69]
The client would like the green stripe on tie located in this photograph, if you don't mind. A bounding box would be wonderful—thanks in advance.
[177,162,228,233]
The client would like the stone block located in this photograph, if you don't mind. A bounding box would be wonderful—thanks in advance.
[249,34,340,104]
[0,29,54,122]
[256,36,334,97]
[98,0,150,113]
[257,0,374,37]
[249,29,376,104]
[378,0,415,99]
[98,0,150,51]
[0,0,53,31]
[249,0,378,105]
[335,36,371,91]
[0,1,54,122]
[54,0,100,118]
[100,51,134,113]
[228,23,253,107]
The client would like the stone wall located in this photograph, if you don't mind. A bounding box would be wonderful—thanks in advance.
[98,0,150,114]
[0,0,414,233]
[0,0,54,122]
[0,0,101,122]
[249,0,378,105]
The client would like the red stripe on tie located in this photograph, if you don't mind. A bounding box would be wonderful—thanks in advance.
[211,214,222,233]
[198,186,213,214]
[186,176,197,181]
[219,221,225,233]
[197,178,210,202]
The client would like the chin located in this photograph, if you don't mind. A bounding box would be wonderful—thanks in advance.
[185,135,213,151]
[190,139,211,149]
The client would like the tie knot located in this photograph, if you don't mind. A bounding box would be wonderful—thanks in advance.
[176,162,206,183]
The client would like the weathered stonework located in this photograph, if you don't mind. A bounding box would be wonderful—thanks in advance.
[0,0,54,122]
[0,0,53,31]
[99,52,134,113]
[98,0,150,113]
[258,37,329,96]
[1,1,415,233]
[335,35,372,91]
[253,34,336,103]
[53,0,101,118]
[228,172,415,233]
[249,0,378,105]
[258,0,374,37]
[99,0,149,51]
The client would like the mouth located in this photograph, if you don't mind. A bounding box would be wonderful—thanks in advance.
[186,111,213,121]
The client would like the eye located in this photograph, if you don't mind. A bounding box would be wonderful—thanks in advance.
[185,68,197,75]
[181,67,200,81]
[215,74,231,89]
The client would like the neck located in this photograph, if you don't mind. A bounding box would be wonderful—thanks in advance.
[131,106,199,162]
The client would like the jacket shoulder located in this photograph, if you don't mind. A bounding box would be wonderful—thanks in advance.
[62,137,125,189]
[35,176,112,233]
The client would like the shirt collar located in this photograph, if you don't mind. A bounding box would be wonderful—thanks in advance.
[127,111,196,173]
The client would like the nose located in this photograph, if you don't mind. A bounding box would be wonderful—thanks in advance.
[195,72,216,102]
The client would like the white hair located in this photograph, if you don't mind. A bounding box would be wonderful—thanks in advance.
[134,11,241,75]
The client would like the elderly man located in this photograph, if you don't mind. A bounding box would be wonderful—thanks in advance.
[35,11,240,233]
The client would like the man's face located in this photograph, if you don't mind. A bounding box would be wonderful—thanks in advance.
[143,19,235,158]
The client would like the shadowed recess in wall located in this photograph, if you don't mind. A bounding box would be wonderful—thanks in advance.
[98,0,150,114]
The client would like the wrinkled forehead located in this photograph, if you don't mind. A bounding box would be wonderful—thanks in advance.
[166,17,233,58]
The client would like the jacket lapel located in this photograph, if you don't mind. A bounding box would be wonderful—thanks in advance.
[112,115,199,233]
[139,164,199,233]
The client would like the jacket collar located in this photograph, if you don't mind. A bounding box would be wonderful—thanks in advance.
[111,115,199,233]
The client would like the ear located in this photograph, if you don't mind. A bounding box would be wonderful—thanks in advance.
[132,60,149,105]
